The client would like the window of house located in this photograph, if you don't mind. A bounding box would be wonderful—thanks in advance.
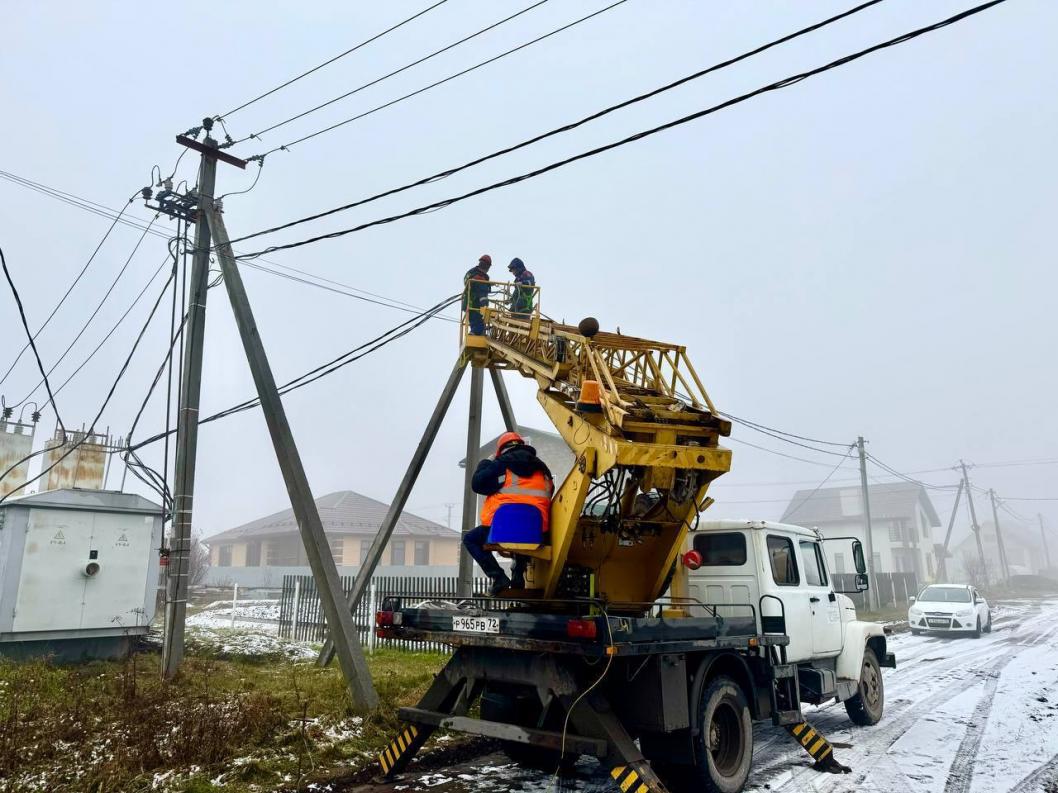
[391,540,406,566]
[834,552,846,573]
[692,532,747,565]
[218,545,233,567]
[799,540,827,587]
[328,537,344,565]
[245,541,261,567]
[872,552,882,573]
[266,538,298,566]
[360,539,372,565]
[414,541,429,566]
[766,536,799,586]
[888,522,903,543]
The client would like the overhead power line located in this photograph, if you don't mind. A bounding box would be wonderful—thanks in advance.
[226,0,885,246]
[214,1,452,122]
[9,215,162,409]
[249,0,629,158]
[236,0,1008,260]
[239,0,553,146]
[0,176,140,388]
[0,254,177,504]
[0,168,449,318]
[728,436,861,469]
[0,246,67,438]
[780,444,858,519]
[126,293,460,453]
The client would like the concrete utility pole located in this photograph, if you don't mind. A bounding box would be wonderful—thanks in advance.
[856,436,878,611]
[936,479,964,583]
[988,489,1011,582]
[206,200,377,708]
[960,460,988,585]
[458,367,485,596]
[1040,514,1053,573]
[160,142,218,680]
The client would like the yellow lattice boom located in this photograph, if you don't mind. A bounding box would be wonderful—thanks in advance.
[462,283,732,608]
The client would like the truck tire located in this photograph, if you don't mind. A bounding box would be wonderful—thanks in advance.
[687,675,753,793]
[844,647,884,726]
[480,686,573,772]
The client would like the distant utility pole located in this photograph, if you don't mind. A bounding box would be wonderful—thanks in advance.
[444,502,455,530]
[1040,514,1053,572]
[159,125,377,709]
[856,436,878,611]
[936,479,964,583]
[959,460,988,585]
[988,489,1011,582]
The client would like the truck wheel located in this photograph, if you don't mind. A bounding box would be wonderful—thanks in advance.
[689,675,753,793]
[480,686,574,771]
[844,647,884,726]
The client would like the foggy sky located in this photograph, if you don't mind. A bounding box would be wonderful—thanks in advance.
[2,1,1055,551]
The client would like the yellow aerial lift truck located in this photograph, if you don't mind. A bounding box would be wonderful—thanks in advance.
[373,284,893,792]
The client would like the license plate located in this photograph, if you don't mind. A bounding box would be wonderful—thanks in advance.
[927,619,950,627]
[452,616,500,634]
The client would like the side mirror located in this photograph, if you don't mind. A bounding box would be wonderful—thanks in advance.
[909,596,916,604]
[852,540,867,574]
[855,573,868,591]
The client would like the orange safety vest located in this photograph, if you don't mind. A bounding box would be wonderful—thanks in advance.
[480,469,554,531]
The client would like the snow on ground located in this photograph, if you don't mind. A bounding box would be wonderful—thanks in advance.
[174,599,319,660]
[349,598,1058,793]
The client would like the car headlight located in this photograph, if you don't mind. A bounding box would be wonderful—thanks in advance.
[956,608,974,617]
[908,607,921,616]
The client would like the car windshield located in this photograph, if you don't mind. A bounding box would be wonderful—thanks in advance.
[918,586,972,603]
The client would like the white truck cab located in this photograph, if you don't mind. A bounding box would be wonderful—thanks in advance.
[682,519,894,723]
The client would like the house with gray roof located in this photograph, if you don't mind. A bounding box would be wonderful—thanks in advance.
[203,490,461,587]
[780,482,941,580]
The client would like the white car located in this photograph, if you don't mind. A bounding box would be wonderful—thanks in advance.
[908,584,992,638]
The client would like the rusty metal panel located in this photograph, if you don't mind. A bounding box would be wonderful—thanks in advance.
[43,430,108,491]
[0,420,35,498]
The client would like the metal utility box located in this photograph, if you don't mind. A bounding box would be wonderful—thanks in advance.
[0,488,162,660]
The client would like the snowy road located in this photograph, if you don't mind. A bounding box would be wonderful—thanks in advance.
[351,598,1058,793]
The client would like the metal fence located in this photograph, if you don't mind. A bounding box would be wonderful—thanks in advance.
[278,574,489,652]
[833,571,920,611]
[279,570,922,653]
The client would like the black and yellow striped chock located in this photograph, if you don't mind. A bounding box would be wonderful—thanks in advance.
[784,720,849,773]
[609,762,662,792]
[378,723,420,776]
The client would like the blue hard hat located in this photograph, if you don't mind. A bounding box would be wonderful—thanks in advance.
[508,257,525,271]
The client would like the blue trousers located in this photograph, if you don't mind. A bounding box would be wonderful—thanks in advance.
[468,308,485,336]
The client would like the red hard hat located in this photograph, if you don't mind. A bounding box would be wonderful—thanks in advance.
[479,254,492,266]
[495,431,524,456]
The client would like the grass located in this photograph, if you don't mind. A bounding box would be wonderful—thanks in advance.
[0,646,450,793]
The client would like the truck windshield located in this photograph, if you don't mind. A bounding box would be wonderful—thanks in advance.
[918,586,971,603]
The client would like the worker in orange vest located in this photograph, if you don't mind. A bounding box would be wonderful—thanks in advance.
[464,431,554,594]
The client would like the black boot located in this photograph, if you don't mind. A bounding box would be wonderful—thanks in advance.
[489,572,512,596]
[511,560,526,590]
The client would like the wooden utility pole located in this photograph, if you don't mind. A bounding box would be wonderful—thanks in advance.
[959,460,988,585]
[160,138,219,679]
[988,489,1011,582]
[855,437,880,611]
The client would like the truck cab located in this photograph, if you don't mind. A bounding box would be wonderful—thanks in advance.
[683,519,894,713]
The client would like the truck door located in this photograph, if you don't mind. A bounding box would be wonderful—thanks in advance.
[764,533,812,662]
[798,539,843,656]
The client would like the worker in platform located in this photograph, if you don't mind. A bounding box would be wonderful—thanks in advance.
[464,431,554,595]
[507,257,536,318]
[463,254,492,336]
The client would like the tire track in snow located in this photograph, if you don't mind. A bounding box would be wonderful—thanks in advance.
[942,652,1019,793]
[1009,752,1058,792]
